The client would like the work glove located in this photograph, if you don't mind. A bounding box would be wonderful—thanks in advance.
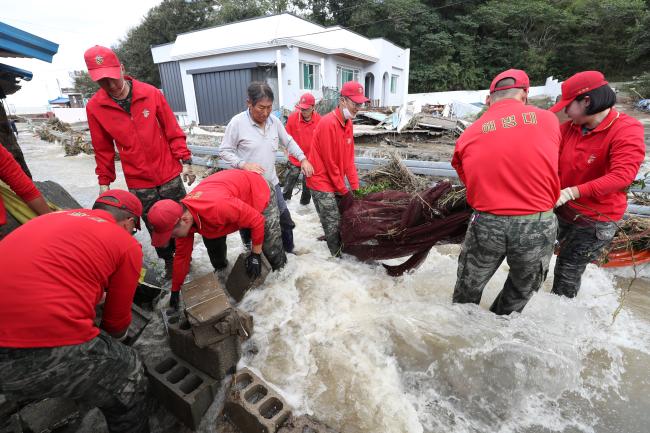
[99,184,110,194]
[169,291,180,310]
[555,187,576,208]
[182,163,196,186]
[245,252,262,279]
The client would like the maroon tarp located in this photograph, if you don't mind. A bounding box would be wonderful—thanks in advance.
[338,181,471,276]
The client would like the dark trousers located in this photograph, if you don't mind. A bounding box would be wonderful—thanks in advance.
[551,216,618,298]
[130,176,186,261]
[282,163,311,205]
[0,332,150,433]
[452,211,557,315]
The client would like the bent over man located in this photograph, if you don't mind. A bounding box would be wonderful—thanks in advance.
[0,190,149,433]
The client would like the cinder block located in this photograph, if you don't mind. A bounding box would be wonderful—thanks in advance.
[145,352,218,430]
[168,313,241,381]
[225,253,271,303]
[223,368,291,433]
[18,398,79,433]
[277,415,340,433]
[94,303,152,346]
[161,305,181,335]
[182,273,234,347]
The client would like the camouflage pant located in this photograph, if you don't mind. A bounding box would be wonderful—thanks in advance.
[311,190,342,257]
[452,211,557,315]
[129,176,186,261]
[209,182,287,270]
[0,332,150,433]
[551,216,617,298]
[282,163,311,205]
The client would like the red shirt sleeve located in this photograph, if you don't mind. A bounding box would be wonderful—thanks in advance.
[285,113,297,138]
[0,145,41,202]
[577,120,645,198]
[172,233,195,292]
[451,143,466,185]
[345,129,359,190]
[87,106,117,186]
[101,243,143,335]
[155,90,190,161]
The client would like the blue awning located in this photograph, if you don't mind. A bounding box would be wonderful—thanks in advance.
[0,21,59,63]
[48,96,69,104]
[0,63,33,81]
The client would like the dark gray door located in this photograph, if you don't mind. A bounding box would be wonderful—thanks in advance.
[193,69,251,125]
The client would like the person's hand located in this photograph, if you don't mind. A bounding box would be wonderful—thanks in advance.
[99,184,110,194]
[242,162,265,175]
[169,291,180,310]
[182,163,196,186]
[555,187,579,208]
[245,252,262,279]
[300,159,314,177]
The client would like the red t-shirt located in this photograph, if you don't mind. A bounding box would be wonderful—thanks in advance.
[0,144,41,226]
[0,209,143,348]
[305,108,359,194]
[558,109,645,221]
[452,99,561,215]
[171,170,270,292]
[285,110,321,167]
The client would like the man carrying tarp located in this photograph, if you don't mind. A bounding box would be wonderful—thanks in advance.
[451,69,561,315]
[306,81,368,256]
[147,169,286,309]
[0,190,150,433]
[84,45,196,279]
[0,143,51,239]
[283,92,321,205]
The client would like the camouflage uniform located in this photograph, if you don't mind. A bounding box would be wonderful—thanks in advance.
[282,163,311,205]
[311,190,342,257]
[129,176,186,261]
[0,332,150,433]
[208,181,287,270]
[551,216,617,298]
[452,211,557,315]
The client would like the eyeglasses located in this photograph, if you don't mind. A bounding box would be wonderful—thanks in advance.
[344,97,364,109]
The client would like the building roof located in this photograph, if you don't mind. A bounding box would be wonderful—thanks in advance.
[48,96,69,104]
[0,21,59,62]
[156,13,385,63]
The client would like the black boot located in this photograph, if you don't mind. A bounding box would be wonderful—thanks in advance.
[280,209,295,253]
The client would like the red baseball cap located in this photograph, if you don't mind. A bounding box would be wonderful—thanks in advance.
[341,81,370,104]
[148,199,184,247]
[84,45,122,82]
[489,69,530,93]
[549,71,608,113]
[296,93,316,109]
[95,189,142,229]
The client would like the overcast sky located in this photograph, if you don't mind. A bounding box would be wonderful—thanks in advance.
[3,0,163,110]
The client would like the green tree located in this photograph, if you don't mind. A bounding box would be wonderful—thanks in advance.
[71,71,99,98]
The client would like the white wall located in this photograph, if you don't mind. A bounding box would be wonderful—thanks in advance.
[52,107,87,123]
[367,39,409,106]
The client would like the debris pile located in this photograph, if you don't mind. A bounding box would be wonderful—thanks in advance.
[35,117,93,156]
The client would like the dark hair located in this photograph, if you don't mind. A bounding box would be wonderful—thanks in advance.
[247,81,274,106]
[575,84,616,115]
[491,78,525,100]
[92,201,135,223]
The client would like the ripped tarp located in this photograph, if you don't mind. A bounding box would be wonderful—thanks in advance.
[339,181,471,276]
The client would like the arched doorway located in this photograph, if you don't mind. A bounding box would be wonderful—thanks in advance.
[382,72,389,106]
[364,73,375,104]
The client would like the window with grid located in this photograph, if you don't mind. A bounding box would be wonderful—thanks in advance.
[336,66,360,89]
[300,62,320,90]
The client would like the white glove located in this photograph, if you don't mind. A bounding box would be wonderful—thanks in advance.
[99,184,110,194]
[182,163,196,186]
[555,187,576,208]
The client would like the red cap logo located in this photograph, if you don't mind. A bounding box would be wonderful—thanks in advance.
[95,55,103,65]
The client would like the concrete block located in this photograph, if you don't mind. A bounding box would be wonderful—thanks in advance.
[277,415,340,433]
[225,253,271,303]
[168,313,241,381]
[161,305,181,335]
[182,273,234,348]
[94,303,152,346]
[145,352,218,430]
[18,398,79,433]
[223,368,291,433]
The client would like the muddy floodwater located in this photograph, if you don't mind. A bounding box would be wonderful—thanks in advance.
[15,128,650,433]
